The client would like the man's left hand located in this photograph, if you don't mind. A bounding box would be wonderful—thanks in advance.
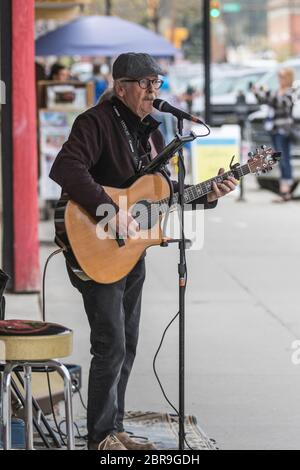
[207,168,239,203]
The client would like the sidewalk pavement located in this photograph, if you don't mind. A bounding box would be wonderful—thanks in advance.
[4,176,300,450]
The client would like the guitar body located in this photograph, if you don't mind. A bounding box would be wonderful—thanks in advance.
[63,173,170,284]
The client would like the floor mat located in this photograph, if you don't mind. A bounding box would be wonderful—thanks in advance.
[34,411,218,450]
[123,411,218,450]
[33,411,218,450]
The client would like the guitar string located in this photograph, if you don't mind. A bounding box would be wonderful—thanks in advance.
[134,153,275,229]
[129,167,246,230]
[105,155,272,238]
[129,165,248,231]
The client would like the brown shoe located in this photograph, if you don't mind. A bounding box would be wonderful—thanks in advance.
[272,192,292,203]
[116,431,156,450]
[89,434,127,450]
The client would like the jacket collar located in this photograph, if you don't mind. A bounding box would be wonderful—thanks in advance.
[111,96,160,136]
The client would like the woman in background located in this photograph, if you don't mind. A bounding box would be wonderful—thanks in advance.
[253,67,295,202]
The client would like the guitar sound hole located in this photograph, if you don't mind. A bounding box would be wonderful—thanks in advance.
[131,200,159,231]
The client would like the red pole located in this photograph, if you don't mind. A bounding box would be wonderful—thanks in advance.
[12,0,40,292]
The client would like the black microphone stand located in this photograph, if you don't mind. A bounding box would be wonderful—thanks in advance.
[135,126,195,450]
[176,117,187,450]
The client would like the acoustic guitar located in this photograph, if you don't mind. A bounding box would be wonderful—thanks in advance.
[55,147,280,284]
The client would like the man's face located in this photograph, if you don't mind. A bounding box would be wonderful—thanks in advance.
[117,76,159,119]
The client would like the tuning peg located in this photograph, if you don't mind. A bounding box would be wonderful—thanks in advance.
[261,145,267,150]
[248,151,254,157]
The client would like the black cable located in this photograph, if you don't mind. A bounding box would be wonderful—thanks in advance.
[49,382,88,446]
[41,247,70,447]
[46,369,67,447]
[196,124,211,138]
[49,421,87,448]
[42,247,91,448]
[73,382,87,411]
[57,419,88,442]
[153,311,179,416]
[42,248,64,322]
[153,309,195,451]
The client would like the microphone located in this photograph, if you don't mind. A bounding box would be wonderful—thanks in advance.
[153,98,204,125]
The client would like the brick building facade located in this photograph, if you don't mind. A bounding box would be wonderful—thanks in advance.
[268,0,300,58]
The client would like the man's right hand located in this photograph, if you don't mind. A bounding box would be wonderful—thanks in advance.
[109,208,140,239]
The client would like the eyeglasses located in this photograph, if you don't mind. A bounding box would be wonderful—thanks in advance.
[120,78,164,90]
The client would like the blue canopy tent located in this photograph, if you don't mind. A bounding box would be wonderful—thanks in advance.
[35,15,179,57]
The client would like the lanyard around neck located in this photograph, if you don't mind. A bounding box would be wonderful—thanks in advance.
[112,104,141,170]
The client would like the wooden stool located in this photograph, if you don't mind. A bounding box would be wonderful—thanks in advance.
[0,320,74,450]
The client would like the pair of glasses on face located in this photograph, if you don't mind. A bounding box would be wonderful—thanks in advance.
[120,78,164,90]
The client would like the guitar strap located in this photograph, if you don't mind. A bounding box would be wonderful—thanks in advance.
[112,104,150,173]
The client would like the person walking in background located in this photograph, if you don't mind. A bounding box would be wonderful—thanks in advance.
[93,63,110,104]
[253,67,295,202]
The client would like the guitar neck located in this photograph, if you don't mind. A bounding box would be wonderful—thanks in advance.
[159,163,250,211]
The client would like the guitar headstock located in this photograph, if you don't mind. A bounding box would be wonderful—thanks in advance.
[248,146,281,175]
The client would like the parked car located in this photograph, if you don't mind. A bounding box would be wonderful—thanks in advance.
[254,58,300,92]
[208,67,275,125]
[168,62,233,93]
[170,66,275,125]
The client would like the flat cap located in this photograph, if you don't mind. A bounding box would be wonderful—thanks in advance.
[112,52,163,80]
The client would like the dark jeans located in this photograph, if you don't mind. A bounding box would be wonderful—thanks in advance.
[271,133,293,182]
[66,258,146,443]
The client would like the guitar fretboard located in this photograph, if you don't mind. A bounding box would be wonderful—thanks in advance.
[157,163,250,214]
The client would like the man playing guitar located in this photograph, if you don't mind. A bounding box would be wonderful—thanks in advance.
[50,52,238,450]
